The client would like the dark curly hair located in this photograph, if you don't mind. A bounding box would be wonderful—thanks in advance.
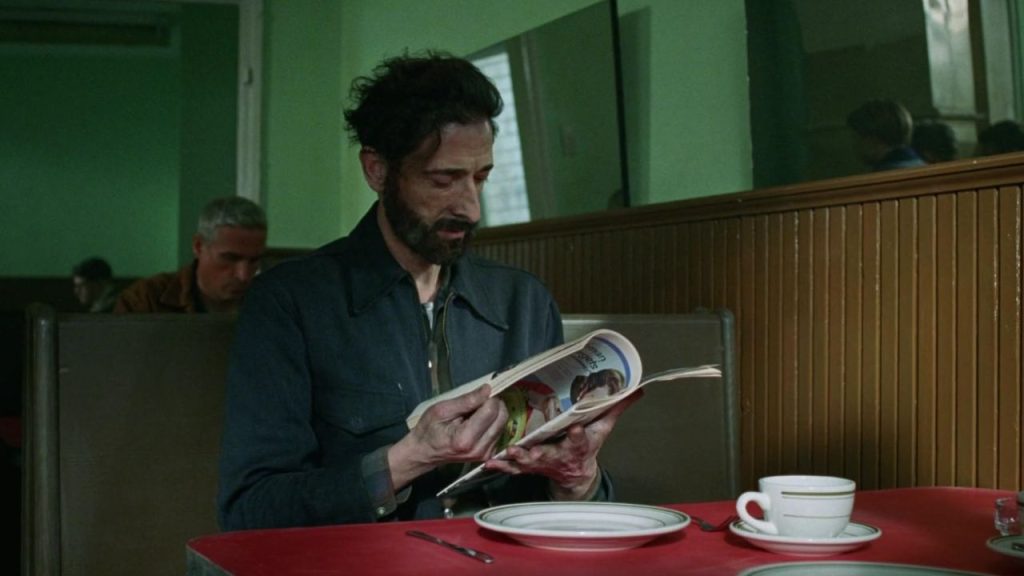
[847,99,914,148]
[343,51,503,167]
[978,120,1024,155]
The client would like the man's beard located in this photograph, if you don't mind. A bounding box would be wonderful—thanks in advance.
[382,179,477,266]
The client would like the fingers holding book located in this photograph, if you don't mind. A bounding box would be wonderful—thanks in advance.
[391,385,509,487]
[482,389,644,500]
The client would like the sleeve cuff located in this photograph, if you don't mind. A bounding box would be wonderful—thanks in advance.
[361,445,411,519]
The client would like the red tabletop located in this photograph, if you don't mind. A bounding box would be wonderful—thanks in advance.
[187,487,1021,575]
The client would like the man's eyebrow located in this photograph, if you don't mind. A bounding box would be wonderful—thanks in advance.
[423,164,494,176]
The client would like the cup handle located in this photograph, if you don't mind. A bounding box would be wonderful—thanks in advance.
[736,491,777,535]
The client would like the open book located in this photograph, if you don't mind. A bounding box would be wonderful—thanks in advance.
[405,329,722,498]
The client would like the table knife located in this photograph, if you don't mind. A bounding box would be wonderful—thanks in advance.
[406,530,494,564]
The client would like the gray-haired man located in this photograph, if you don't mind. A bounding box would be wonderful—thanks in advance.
[115,196,267,313]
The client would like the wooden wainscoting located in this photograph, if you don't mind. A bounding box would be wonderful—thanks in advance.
[473,154,1024,493]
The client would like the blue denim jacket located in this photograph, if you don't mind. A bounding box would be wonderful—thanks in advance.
[218,204,576,530]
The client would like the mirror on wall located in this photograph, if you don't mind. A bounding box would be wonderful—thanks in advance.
[746,0,1024,191]
[469,0,628,227]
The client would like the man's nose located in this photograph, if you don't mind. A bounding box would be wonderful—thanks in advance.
[235,261,258,283]
[454,178,482,221]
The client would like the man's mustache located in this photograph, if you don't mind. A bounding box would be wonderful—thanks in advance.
[432,218,477,233]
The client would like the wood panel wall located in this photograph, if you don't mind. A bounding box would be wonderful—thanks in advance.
[473,155,1024,492]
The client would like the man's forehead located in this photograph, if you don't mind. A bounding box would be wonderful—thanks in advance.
[405,121,494,169]
[208,226,267,250]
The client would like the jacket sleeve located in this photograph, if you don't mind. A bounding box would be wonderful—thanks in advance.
[112,279,147,313]
[217,275,379,530]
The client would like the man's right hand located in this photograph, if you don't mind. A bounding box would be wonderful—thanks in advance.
[387,384,508,491]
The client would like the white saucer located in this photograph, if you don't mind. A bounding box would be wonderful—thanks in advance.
[986,534,1024,560]
[729,520,881,556]
[474,501,689,552]
[739,561,990,575]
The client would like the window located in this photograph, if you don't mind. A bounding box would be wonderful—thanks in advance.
[472,51,530,226]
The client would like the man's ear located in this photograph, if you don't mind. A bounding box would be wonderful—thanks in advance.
[191,234,204,259]
[359,148,388,194]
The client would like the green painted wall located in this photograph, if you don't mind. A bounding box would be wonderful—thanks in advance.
[0,45,181,277]
[179,4,239,265]
[1,3,238,278]
[261,0,344,248]
[620,0,751,206]
[526,2,624,218]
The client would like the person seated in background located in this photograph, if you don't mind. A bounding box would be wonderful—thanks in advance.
[115,196,267,314]
[911,120,958,164]
[846,99,926,172]
[71,257,119,313]
[976,120,1024,157]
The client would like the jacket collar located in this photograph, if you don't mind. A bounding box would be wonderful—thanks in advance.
[158,261,200,313]
[336,203,508,330]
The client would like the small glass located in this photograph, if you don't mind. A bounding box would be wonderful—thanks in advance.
[994,496,1020,536]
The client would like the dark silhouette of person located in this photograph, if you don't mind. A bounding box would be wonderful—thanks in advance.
[912,120,958,164]
[846,99,926,171]
[71,257,119,312]
[976,120,1024,157]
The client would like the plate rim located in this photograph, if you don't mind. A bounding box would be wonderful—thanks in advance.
[738,560,993,576]
[729,519,882,545]
[474,501,690,540]
[986,534,1024,559]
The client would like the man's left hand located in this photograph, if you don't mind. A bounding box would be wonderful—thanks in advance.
[482,389,644,500]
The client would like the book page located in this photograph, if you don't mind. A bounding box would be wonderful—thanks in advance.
[405,329,638,429]
[495,333,640,449]
[436,364,722,498]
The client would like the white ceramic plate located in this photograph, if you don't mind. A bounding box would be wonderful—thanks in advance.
[739,561,990,575]
[986,534,1024,560]
[729,520,881,556]
[473,501,689,551]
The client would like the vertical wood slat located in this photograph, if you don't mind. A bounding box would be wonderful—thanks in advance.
[767,213,783,474]
[796,209,815,473]
[753,216,769,478]
[781,212,799,473]
[917,196,937,486]
[897,198,918,486]
[845,205,863,481]
[740,216,757,489]
[935,194,957,486]
[976,189,999,487]
[812,209,830,476]
[827,206,846,475]
[997,186,1022,489]
[473,167,1024,491]
[954,192,978,486]
[861,202,881,490]
[878,200,900,488]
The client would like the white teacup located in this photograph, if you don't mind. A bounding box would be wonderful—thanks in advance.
[736,475,855,538]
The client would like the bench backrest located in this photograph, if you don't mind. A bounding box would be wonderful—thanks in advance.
[23,306,234,576]
[562,310,740,504]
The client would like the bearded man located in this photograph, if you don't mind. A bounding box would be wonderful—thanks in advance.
[217,52,636,530]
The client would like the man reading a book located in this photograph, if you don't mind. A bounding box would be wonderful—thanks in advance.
[217,52,639,530]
